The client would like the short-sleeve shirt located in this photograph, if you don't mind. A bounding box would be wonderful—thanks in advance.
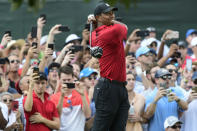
[92,24,127,82]
[145,87,185,131]
[50,90,90,131]
[23,91,59,131]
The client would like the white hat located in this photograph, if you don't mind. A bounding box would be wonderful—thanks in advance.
[0,102,8,121]
[164,116,182,129]
[142,38,157,47]
[191,37,197,47]
[65,34,81,44]
[40,35,48,45]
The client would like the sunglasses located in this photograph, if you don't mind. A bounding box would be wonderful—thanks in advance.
[161,75,171,80]
[10,46,20,50]
[143,52,153,57]
[168,69,177,73]
[3,99,13,103]
[170,125,181,129]
[88,76,97,80]
[49,69,59,72]
[10,60,20,64]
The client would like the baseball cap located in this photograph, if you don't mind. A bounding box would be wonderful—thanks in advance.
[178,40,187,48]
[146,27,156,32]
[65,34,81,44]
[94,2,118,16]
[38,72,47,81]
[135,46,151,58]
[40,35,48,45]
[186,29,197,38]
[192,71,197,81]
[155,68,172,78]
[164,116,182,129]
[191,37,197,47]
[142,38,157,47]
[79,67,98,79]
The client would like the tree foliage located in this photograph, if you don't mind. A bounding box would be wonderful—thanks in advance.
[9,0,138,12]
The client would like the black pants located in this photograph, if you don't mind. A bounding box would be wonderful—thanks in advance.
[92,78,130,131]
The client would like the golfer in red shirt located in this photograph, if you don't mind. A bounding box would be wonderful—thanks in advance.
[23,72,60,131]
[91,2,130,131]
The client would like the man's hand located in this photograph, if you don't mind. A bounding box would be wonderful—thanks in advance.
[0,75,9,92]
[128,113,142,123]
[44,48,53,59]
[29,112,45,124]
[154,88,166,103]
[29,71,39,88]
[1,34,12,47]
[61,83,68,96]
[27,46,38,59]
[167,92,179,102]
[75,82,86,96]
[87,14,96,24]
[82,29,90,41]
[127,29,141,43]
[188,90,197,103]
[49,24,62,36]
[161,30,174,41]
[62,43,74,52]
[37,17,46,29]
[62,51,75,66]
[167,44,178,58]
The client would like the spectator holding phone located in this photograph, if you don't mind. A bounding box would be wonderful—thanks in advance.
[50,65,91,131]
[164,116,182,131]
[144,68,188,131]
[180,72,197,131]
[0,92,21,131]
[23,72,60,131]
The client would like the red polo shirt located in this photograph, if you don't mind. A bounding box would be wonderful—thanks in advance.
[23,91,59,131]
[92,24,127,82]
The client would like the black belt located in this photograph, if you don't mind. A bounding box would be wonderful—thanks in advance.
[99,77,127,86]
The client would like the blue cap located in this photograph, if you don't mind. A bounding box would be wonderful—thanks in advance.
[155,68,172,78]
[186,29,197,38]
[79,68,98,79]
[192,71,197,81]
[136,46,150,58]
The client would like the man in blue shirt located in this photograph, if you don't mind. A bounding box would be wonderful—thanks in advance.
[144,68,188,131]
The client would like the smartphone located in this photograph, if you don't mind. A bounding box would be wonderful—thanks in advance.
[31,26,37,38]
[65,83,75,89]
[186,59,192,72]
[166,31,179,40]
[12,101,19,111]
[32,42,38,48]
[48,43,54,50]
[192,87,197,93]
[4,31,11,36]
[160,83,167,89]
[58,26,70,32]
[70,45,83,54]
[136,31,149,37]
[0,58,6,64]
[84,24,90,31]
[40,14,46,24]
[33,67,39,74]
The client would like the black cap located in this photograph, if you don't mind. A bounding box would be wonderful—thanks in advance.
[94,3,118,16]
[38,72,47,81]
[155,68,172,78]
[178,41,187,48]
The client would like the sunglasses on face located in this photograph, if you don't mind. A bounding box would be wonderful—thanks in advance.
[49,69,59,72]
[168,69,177,73]
[3,99,13,103]
[161,75,171,80]
[143,52,153,57]
[10,60,20,64]
[88,76,97,80]
[170,125,181,129]
[10,46,20,50]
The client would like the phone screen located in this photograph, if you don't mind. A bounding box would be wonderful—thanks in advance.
[48,43,54,50]
[186,59,192,72]
[31,26,37,38]
[65,83,75,89]
[12,101,19,111]
[40,14,46,24]
[58,26,70,32]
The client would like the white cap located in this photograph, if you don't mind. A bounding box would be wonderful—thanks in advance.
[142,38,157,47]
[0,102,8,121]
[65,34,81,44]
[40,35,48,45]
[191,37,197,47]
[164,116,182,129]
